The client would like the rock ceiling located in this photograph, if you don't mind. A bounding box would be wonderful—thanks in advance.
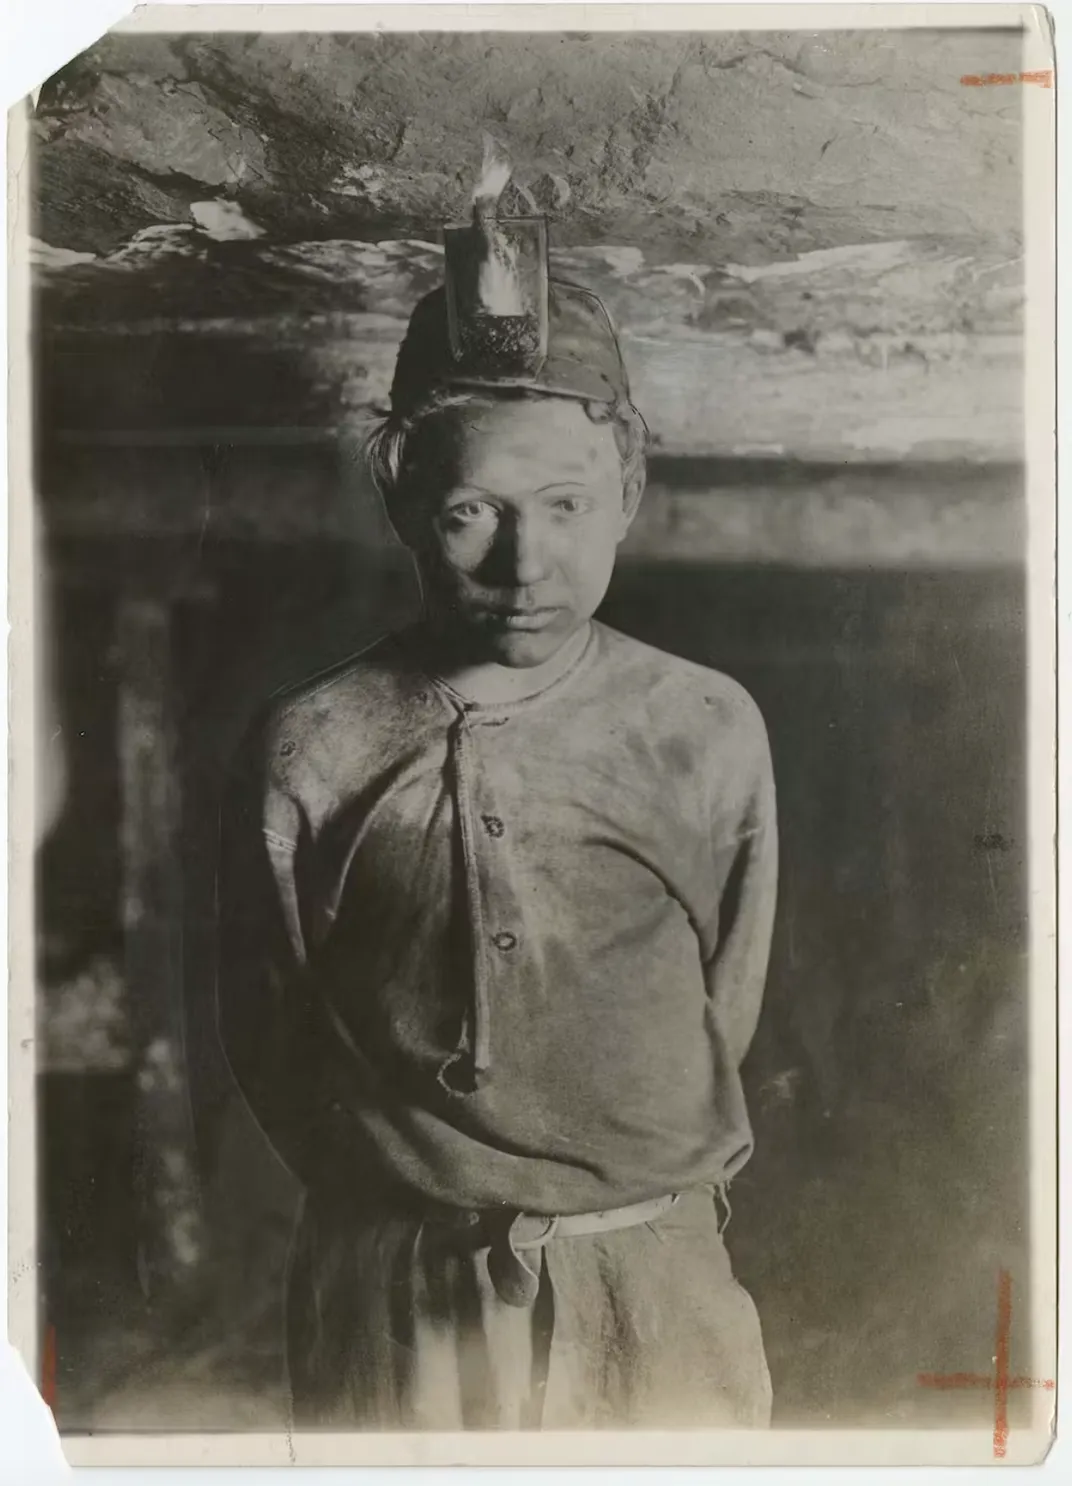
[31,28,1027,460]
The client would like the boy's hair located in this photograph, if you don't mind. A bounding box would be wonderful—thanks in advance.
[365,388,649,506]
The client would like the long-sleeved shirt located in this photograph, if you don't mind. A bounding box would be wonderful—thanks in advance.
[216,619,778,1217]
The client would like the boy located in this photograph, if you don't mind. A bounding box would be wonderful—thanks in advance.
[217,230,778,1431]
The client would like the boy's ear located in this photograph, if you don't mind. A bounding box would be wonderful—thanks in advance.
[619,465,647,536]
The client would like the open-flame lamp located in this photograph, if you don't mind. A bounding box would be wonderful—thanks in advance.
[443,135,550,378]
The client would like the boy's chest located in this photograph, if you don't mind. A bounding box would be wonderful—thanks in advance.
[308,712,717,942]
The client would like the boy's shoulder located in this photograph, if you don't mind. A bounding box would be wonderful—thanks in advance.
[268,632,406,718]
[241,623,769,785]
[593,622,768,744]
[242,632,414,775]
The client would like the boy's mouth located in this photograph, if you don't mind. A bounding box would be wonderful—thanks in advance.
[474,604,562,632]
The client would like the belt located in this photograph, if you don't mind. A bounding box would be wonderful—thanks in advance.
[485,1193,680,1308]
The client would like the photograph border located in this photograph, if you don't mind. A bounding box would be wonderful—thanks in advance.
[6,2,1057,1468]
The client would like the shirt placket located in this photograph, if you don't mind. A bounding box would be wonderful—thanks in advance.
[440,708,519,1094]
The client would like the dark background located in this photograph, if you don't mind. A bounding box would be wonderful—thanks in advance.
[30,28,1031,1432]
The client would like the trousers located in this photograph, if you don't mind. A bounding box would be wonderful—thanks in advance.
[285,1185,772,1430]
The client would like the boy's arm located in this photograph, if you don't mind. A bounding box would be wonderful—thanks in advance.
[703,697,779,1068]
[214,727,352,1190]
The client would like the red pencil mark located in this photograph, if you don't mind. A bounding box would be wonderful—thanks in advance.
[961,70,1053,88]
[917,1270,1054,1458]
[994,1265,1012,1454]
[40,1323,57,1415]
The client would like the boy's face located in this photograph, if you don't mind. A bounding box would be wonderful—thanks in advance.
[396,396,641,668]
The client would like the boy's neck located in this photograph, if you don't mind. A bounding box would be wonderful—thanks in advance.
[414,618,593,706]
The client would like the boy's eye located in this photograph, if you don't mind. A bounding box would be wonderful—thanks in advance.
[552,496,587,515]
[443,500,497,528]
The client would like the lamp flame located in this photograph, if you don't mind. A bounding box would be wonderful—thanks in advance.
[468,133,523,315]
[472,133,513,221]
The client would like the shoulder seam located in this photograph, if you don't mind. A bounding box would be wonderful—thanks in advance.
[271,632,395,723]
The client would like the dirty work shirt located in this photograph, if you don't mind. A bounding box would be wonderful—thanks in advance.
[217,619,778,1425]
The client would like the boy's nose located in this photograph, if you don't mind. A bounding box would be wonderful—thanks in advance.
[504,512,553,586]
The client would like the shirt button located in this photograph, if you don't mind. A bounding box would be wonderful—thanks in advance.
[482,814,505,839]
[491,931,517,953]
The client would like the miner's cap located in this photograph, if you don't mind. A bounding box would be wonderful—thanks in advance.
[389,279,632,418]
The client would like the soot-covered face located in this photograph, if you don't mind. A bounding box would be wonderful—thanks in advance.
[393,396,641,668]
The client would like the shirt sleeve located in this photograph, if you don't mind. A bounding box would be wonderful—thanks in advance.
[703,697,779,1069]
[214,722,358,1191]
